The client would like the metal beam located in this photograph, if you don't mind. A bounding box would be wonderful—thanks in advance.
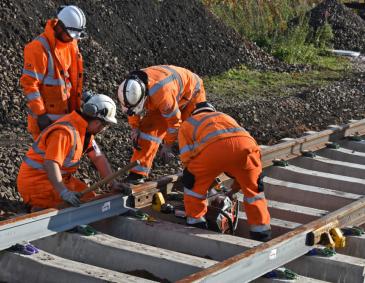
[0,194,130,251]
[177,196,365,282]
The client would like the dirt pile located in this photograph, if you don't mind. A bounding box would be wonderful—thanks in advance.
[308,0,365,52]
[0,0,365,216]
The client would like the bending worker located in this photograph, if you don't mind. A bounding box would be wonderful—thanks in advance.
[178,102,271,242]
[118,65,206,184]
[17,93,125,210]
[20,5,86,139]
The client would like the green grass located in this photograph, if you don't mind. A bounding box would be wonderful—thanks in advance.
[204,57,352,99]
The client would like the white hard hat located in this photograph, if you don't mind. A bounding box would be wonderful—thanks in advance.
[82,93,117,124]
[57,5,86,39]
[117,76,147,115]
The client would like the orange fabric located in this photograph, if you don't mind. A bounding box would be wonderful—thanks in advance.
[128,65,206,143]
[44,130,72,166]
[18,168,95,209]
[129,65,206,176]
[178,111,250,166]
[179,113,270,227]
[17,111,95,208]
[20,19,83,139]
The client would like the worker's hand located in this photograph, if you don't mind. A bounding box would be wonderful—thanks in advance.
[60,189,81,207]
[131,128,141,150]
[37,114,52,131]
[159,143,174,164]
[110,181,133,196]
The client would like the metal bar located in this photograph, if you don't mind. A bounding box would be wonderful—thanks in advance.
[0,194,130,250]
[177,196,365,282]
[261,119,365,167]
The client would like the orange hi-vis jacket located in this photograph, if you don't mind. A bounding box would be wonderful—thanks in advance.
[178,111,250,166]
[21,111,91,176]
[20,19,83,138]
[128,65,206,145]
[17,111,95,208]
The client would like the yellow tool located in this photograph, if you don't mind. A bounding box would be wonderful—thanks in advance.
[152,192,165,212]
[330,228,346,248]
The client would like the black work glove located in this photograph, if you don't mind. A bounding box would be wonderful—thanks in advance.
[37,114,52,131]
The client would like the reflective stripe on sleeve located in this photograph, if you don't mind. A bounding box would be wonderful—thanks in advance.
[139,132,162,144]
[26,91,41,102]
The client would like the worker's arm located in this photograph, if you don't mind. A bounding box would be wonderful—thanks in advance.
[43,159,69,194]
[127,115,141,129]
[87,141,121,190]
[43,130,81,206]
[20,41,48,116]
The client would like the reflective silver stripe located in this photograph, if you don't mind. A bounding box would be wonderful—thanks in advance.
[180,73,201,110]
[192,113,222,140]
[133,165,150,173]
[161,107,179,118]
[149,75,175,96]
[186,216,206,224]
[179,126,245,155]
[250,224,271,233]
[167,127,178,134]
[23,156,44,170]
[192,73,201,96]
[35,36,65,87]
[22,69,45,81]
[27,121,79,170]
[47,114,65,121]
[26,91,41,102]
[160,65,183,101]
[139,132,162,144]
[184,187,207,200]
[244,192,266,204]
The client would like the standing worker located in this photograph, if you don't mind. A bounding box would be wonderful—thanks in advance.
[117,65,206,184]
[17,92,126,210]
[178,102,271,241]
[20,5,86,139]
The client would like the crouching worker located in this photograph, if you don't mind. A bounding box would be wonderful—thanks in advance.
[17,92,125,211]
[178,102,272,241]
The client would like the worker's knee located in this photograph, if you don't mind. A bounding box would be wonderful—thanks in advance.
[182,168,195,189]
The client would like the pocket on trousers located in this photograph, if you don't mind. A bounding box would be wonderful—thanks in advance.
[243,149,261,170]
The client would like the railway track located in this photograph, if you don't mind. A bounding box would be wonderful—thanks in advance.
[2,119,365,282]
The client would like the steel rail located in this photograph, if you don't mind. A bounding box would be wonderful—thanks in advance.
[1,118,365,278]
[0,194,130,250]
[177,195,365,283]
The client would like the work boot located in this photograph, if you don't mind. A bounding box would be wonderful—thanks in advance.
[186,217,208,229]
[124,172,145,185]
[250,230,272,242]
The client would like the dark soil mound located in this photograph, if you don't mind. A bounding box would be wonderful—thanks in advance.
[308,0,365,52]
[0,0,364,216]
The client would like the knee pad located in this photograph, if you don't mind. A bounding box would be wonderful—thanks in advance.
[257,173,265,193]
[182,168,195,190]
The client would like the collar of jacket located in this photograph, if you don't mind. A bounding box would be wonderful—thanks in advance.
[43,19,75,50]
[67,110,89,129]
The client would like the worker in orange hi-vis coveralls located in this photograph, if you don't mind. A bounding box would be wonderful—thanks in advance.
[20,5,86,140]
[17,93,129,211]
[117,65,206,184]
[178,102,271,242]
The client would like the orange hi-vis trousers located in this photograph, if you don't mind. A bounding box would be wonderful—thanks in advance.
[17,164,95,209]
[183,136,271,232]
